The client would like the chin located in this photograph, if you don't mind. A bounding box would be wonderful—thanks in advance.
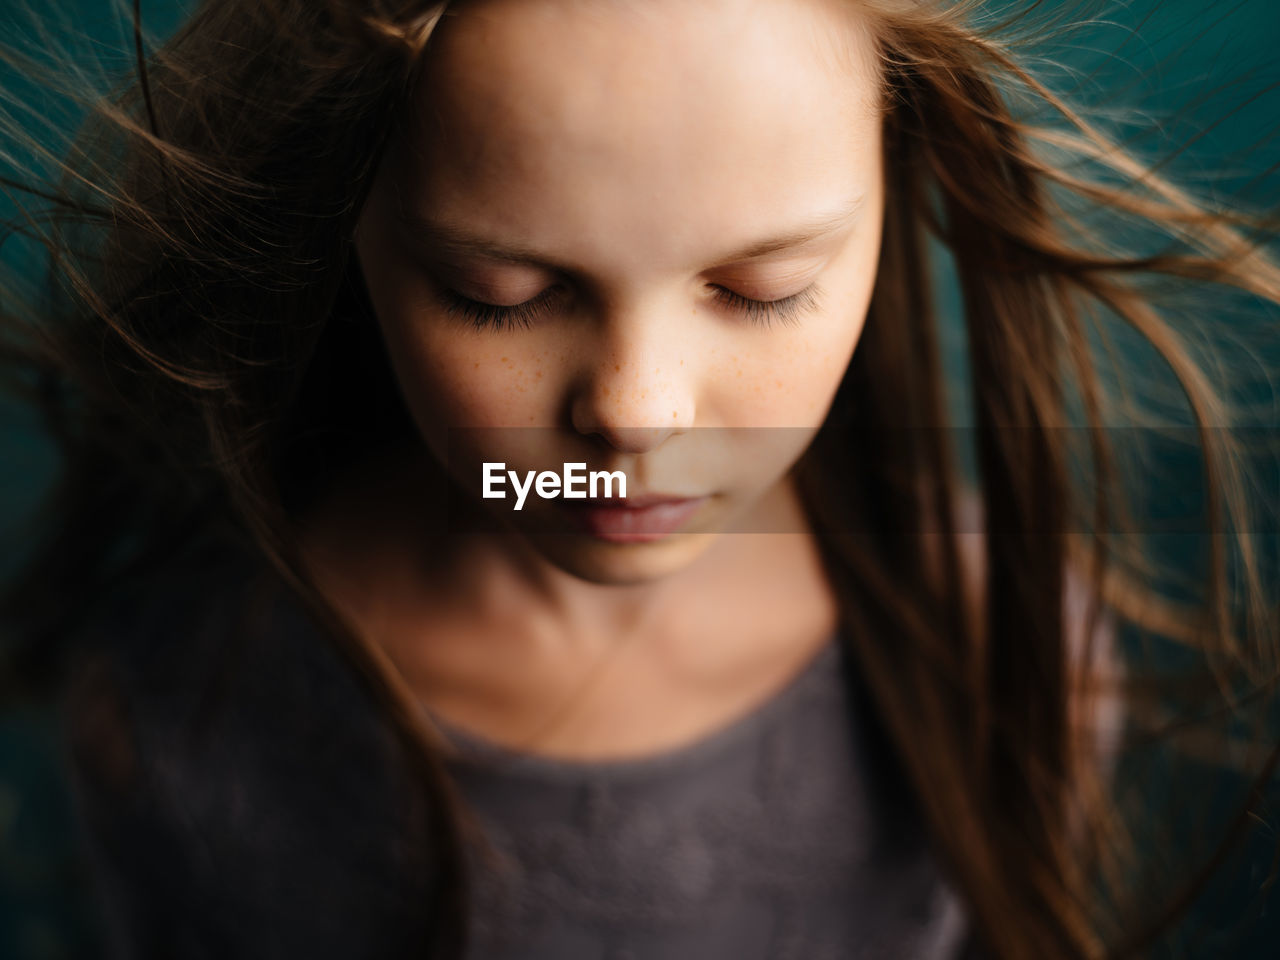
[522,530,721,586]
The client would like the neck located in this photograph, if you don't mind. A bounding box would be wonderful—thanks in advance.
[299,443,835,667]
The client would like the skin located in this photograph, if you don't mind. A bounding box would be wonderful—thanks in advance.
[318,0,888,757]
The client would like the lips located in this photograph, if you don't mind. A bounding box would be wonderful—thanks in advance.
[557,495,708,542]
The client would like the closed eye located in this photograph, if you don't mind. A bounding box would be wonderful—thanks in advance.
[709,284,823,327]
[435,286,565,331]
[435,282,824,331]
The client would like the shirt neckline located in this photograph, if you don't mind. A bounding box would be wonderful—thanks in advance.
[425,629,844,783]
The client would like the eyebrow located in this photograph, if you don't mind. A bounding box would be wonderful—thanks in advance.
[395,195,866,272]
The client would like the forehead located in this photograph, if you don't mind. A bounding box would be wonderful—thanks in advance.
[390,0,883,275]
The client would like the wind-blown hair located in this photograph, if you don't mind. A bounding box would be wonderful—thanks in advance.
[1,1,1277,957]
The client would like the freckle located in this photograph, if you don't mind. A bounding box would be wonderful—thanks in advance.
[473,362,479,369]
[672,411,677,418]
[680,359,684,366]
[527,415,534,423]
[737,370,742,377]
[501,357,509,363]
[602,387,611,397]
[775,380,782,387]
[534,370,543,380]
[614,364,620,372]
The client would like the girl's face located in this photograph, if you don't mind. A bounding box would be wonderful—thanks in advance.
[356,0,885,585]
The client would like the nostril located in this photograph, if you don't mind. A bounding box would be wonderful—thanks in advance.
[597,425,677,456]
[568,351,694,452]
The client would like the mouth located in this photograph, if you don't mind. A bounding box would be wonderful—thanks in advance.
[556,495,709,542]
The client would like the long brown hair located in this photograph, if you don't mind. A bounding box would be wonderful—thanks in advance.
[2,1,1277,957]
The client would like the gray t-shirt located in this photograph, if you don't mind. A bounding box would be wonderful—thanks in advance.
[67,536,974,959]
[434,637,970,960]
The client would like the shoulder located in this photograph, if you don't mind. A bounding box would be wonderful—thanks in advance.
[68,533,380,803]
[64,533,436,959]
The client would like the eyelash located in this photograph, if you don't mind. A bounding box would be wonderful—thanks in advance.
[435,284,822,331]
[709,285,821,327]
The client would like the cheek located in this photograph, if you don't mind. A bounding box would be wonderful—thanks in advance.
[360,254,558,431]
[384,323,563,433]
[784,210,882,418]
[709,255,877,426]
[379,323,572,488]
[701,338,850,426]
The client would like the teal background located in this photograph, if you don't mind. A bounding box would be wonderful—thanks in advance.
[1,1,1277,957]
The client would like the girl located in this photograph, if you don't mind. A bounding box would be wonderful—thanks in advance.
[1,0,1277,957]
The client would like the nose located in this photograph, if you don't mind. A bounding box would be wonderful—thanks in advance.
[569,311,695,455]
